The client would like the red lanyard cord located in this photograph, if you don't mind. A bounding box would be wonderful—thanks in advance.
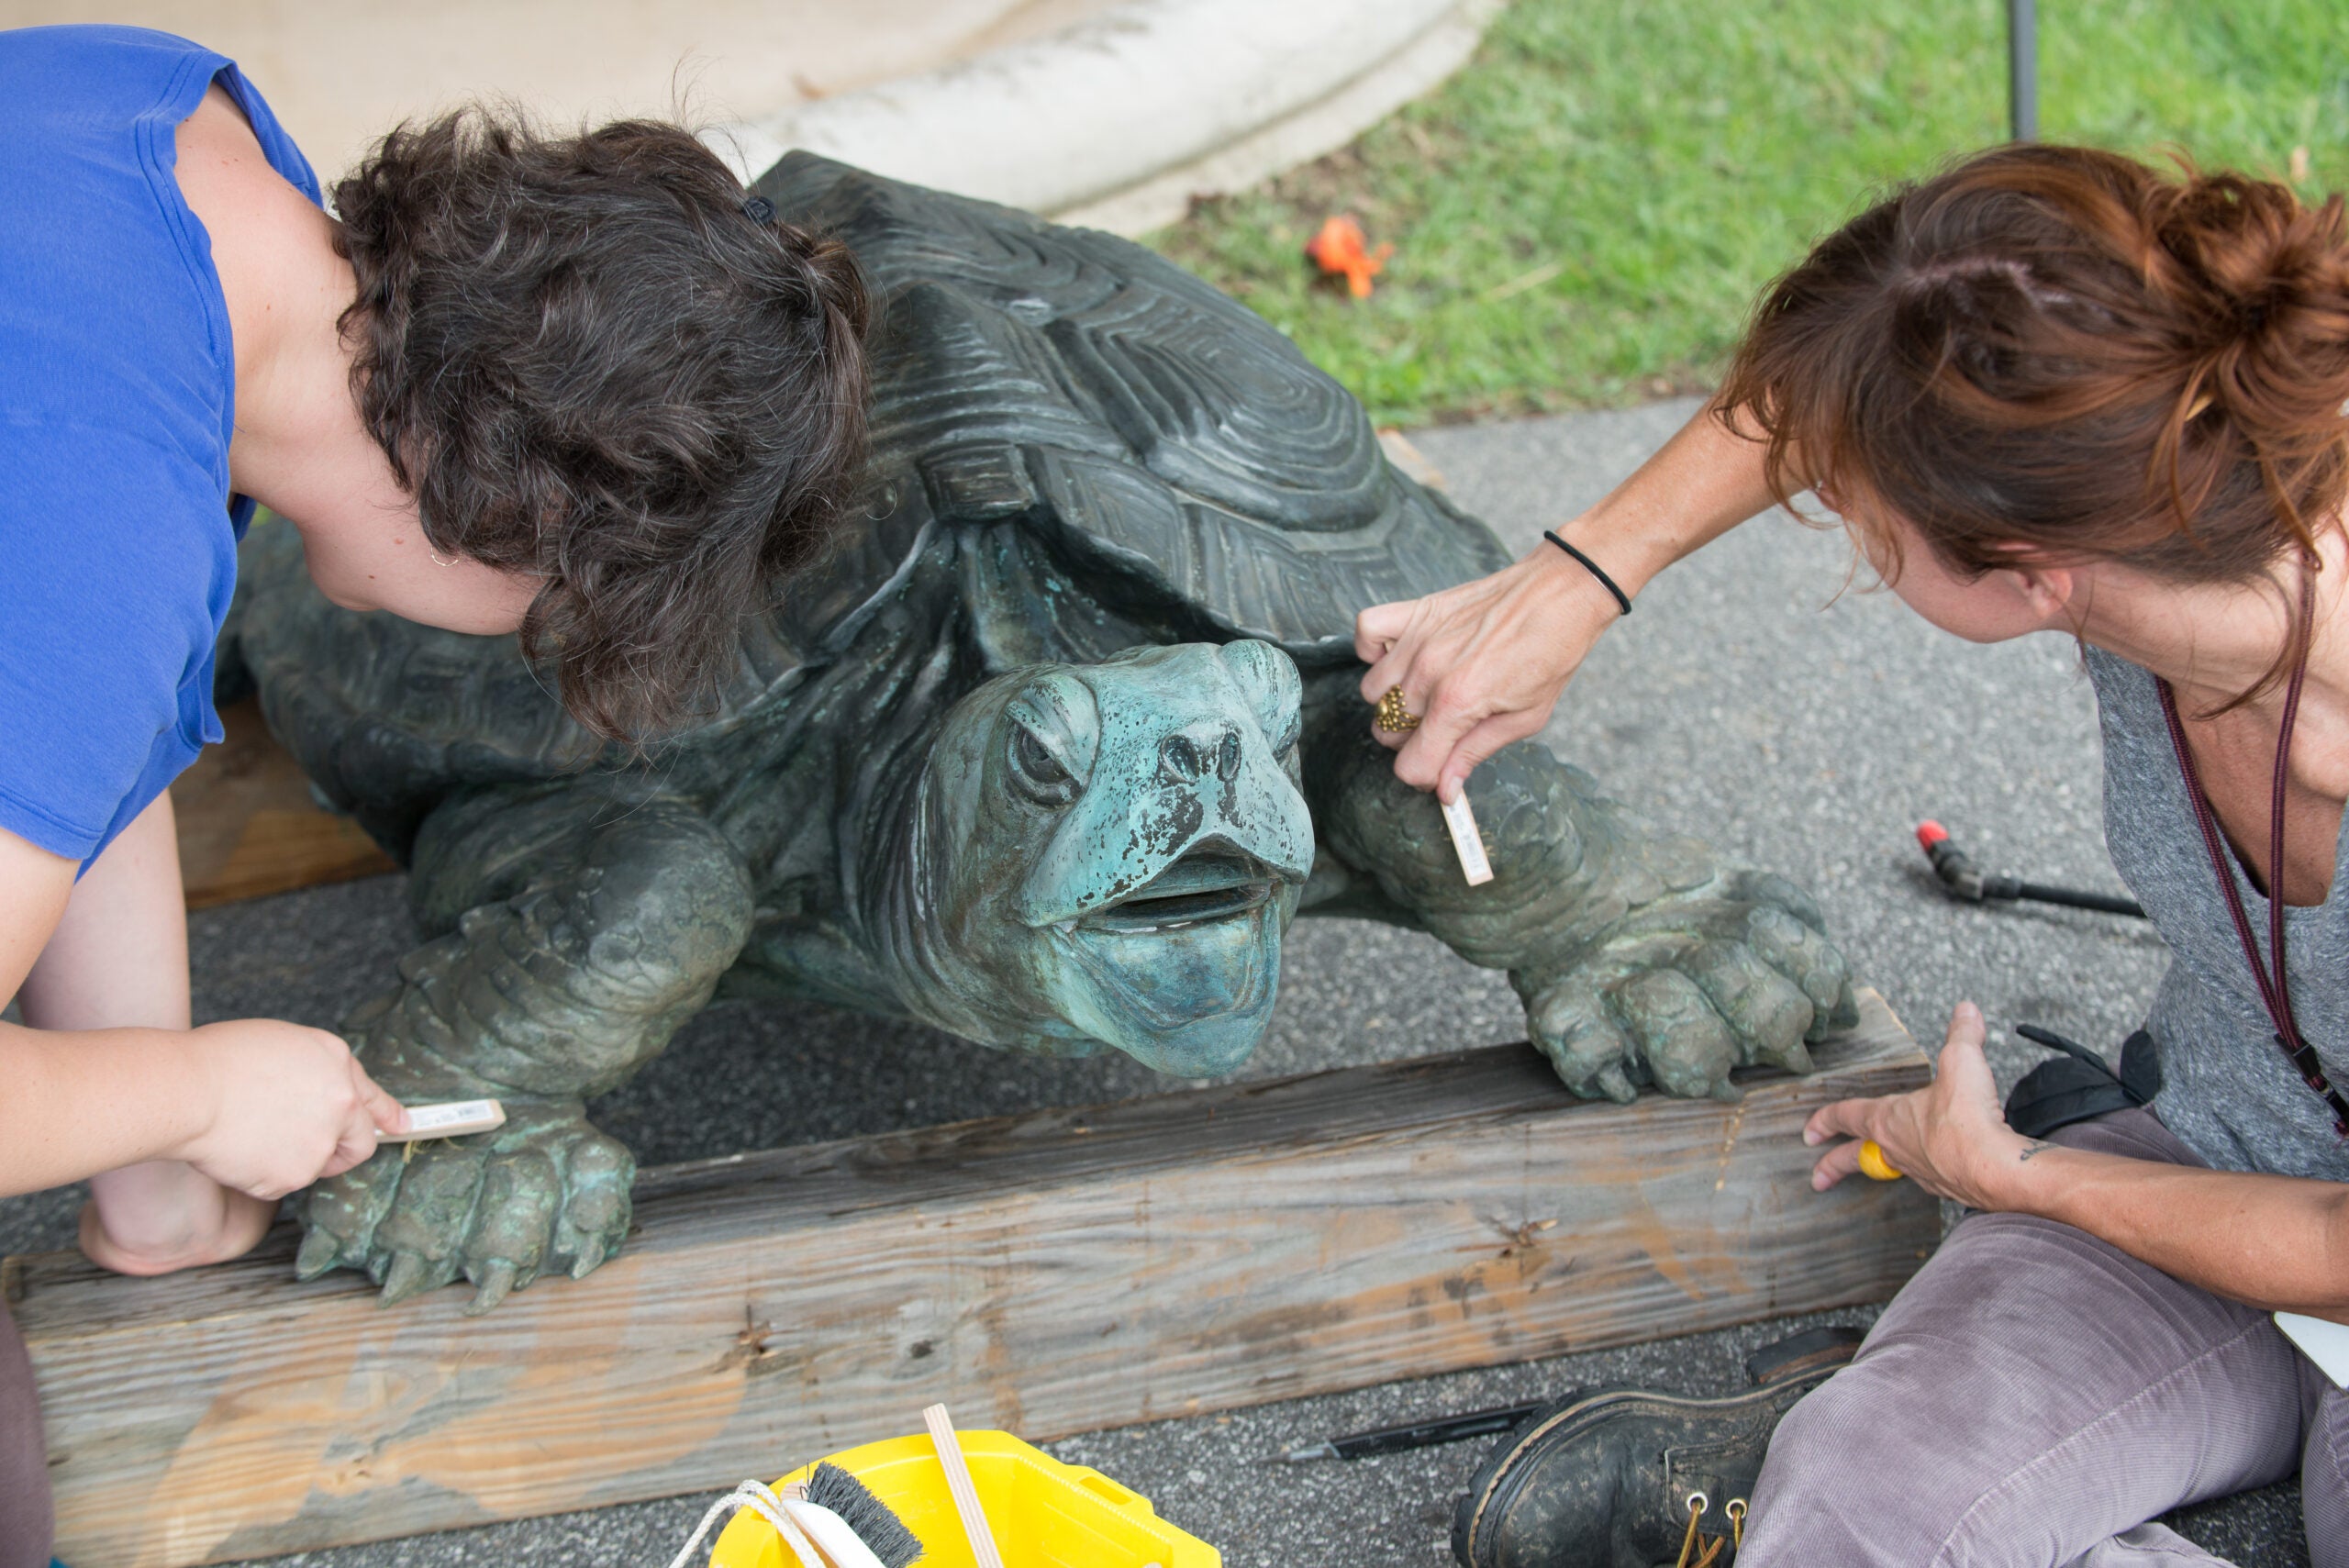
[2154,567,2349,1138]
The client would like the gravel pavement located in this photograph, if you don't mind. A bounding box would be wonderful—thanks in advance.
[1,401,2302,1565]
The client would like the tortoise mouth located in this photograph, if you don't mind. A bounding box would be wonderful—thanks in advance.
[1081,849,1279,934]
[1054,841,1289,1059]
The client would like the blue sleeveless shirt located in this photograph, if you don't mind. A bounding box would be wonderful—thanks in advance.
[0,25,319,864]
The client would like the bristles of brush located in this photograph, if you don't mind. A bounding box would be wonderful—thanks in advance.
[804,1462,926,1568]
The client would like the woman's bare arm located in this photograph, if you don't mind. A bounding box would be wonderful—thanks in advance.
[1809,1002,2349,1321]
[0,817,206,1195]
[1354,404,1779,801]
[0,814,405,1206]
[2026,1151,2349,1319]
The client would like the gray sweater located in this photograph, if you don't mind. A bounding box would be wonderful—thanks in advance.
[2089,644,2349,1179]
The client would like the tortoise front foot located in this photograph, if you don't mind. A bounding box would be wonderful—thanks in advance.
[298,1102,633,1313]
[1523,870,1857,1104]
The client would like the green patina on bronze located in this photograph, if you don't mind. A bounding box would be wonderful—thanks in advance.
[225,155,1856,1312]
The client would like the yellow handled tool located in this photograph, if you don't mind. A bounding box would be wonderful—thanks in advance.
[1855,1140,1904,1182]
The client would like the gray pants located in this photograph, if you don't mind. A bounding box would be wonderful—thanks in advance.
[1741,1108,2349,1567]
[0,1295,50,1568]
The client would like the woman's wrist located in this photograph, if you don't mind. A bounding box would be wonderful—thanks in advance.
[82,1026,217,1169]
[1537,528,1636,616]
[158,1026,228,1165]
[1540,403,1777,603]
[0,1022,214,1194]
[1545,508,1674,604]
[1965,1128,2074,1215]
[1521,528,1631,628]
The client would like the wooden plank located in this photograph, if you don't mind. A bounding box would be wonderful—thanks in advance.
[171,698,395,909]
[15,989,1936,1567]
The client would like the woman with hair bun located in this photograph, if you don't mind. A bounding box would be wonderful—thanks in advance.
[1374,143,2349,1566]
[0,26,866,1562]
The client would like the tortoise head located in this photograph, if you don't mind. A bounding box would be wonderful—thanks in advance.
[896,640,1313,1074]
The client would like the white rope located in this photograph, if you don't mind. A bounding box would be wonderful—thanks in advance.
[663,1479,822,1568]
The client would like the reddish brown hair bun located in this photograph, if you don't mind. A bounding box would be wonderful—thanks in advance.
[1719,143,2349,695]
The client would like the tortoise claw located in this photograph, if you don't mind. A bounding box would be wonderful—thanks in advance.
[378,1251,432,1306]
[1594,1062,1639,1104]
[295,1226,344,1282]
[570,1237,607,1280]
[465,1259,519,1317]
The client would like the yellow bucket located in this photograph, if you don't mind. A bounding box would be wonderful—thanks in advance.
[707,1429,1221,1568]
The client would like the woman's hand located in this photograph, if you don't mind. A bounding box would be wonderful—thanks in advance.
[1355,542,1620,804]
[1353,404,1779,803]
[174,1019,410,1200]
[1804,1001,2042,1207]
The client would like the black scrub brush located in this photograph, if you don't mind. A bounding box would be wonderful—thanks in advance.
[796,1462,926,1567]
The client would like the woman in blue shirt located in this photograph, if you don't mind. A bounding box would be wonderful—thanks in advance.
[0,27,868,1561]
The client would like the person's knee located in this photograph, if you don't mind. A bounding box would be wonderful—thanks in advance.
[1755,1366,1874,1502]
[1745,1351,1996,1562]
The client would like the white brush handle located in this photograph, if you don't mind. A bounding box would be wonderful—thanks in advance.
[662,1480,824,1568]
[379,1098,507,1141]
[780,1499,888,1568]
[922,1403,1006,1568]
[772,1508,828,1568]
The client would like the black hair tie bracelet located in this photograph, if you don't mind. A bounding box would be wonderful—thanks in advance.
[1542,530,1633,616]
[741,195,776,225]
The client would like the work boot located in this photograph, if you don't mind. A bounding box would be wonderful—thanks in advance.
[1449,1327,1865,1568]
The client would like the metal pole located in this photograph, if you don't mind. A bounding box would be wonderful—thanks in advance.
[2009,0,2039,141]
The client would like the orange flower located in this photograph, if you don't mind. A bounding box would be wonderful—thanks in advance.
[1305,214,1394,299]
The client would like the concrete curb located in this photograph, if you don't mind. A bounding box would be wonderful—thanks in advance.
[715,0,1501,235]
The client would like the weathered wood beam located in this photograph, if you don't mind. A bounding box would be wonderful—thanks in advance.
[171,698,394,909]
[14,989,1935,1567]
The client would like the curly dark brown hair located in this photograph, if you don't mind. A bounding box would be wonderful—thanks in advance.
[331,109,870,740]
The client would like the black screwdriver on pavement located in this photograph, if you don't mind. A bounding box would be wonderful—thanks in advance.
[1915,820,2146,918]
[1279,1401,1550,1462]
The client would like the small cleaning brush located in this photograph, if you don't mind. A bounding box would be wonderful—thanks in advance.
[662,1462,925,1568]
[782,1463,926,1568]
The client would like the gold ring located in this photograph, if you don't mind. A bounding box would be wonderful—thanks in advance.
[1374,685,1421,733]
[1856,1140,1904,1182]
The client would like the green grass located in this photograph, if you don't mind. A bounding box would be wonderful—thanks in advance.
[1148,0,2349,425]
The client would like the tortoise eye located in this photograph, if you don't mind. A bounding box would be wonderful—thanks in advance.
[1009,723,1078,806]
[1004,673,1097,808]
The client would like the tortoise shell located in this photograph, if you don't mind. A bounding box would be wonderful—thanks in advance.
[231,155,1508,845]
[764,152,1506,662]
